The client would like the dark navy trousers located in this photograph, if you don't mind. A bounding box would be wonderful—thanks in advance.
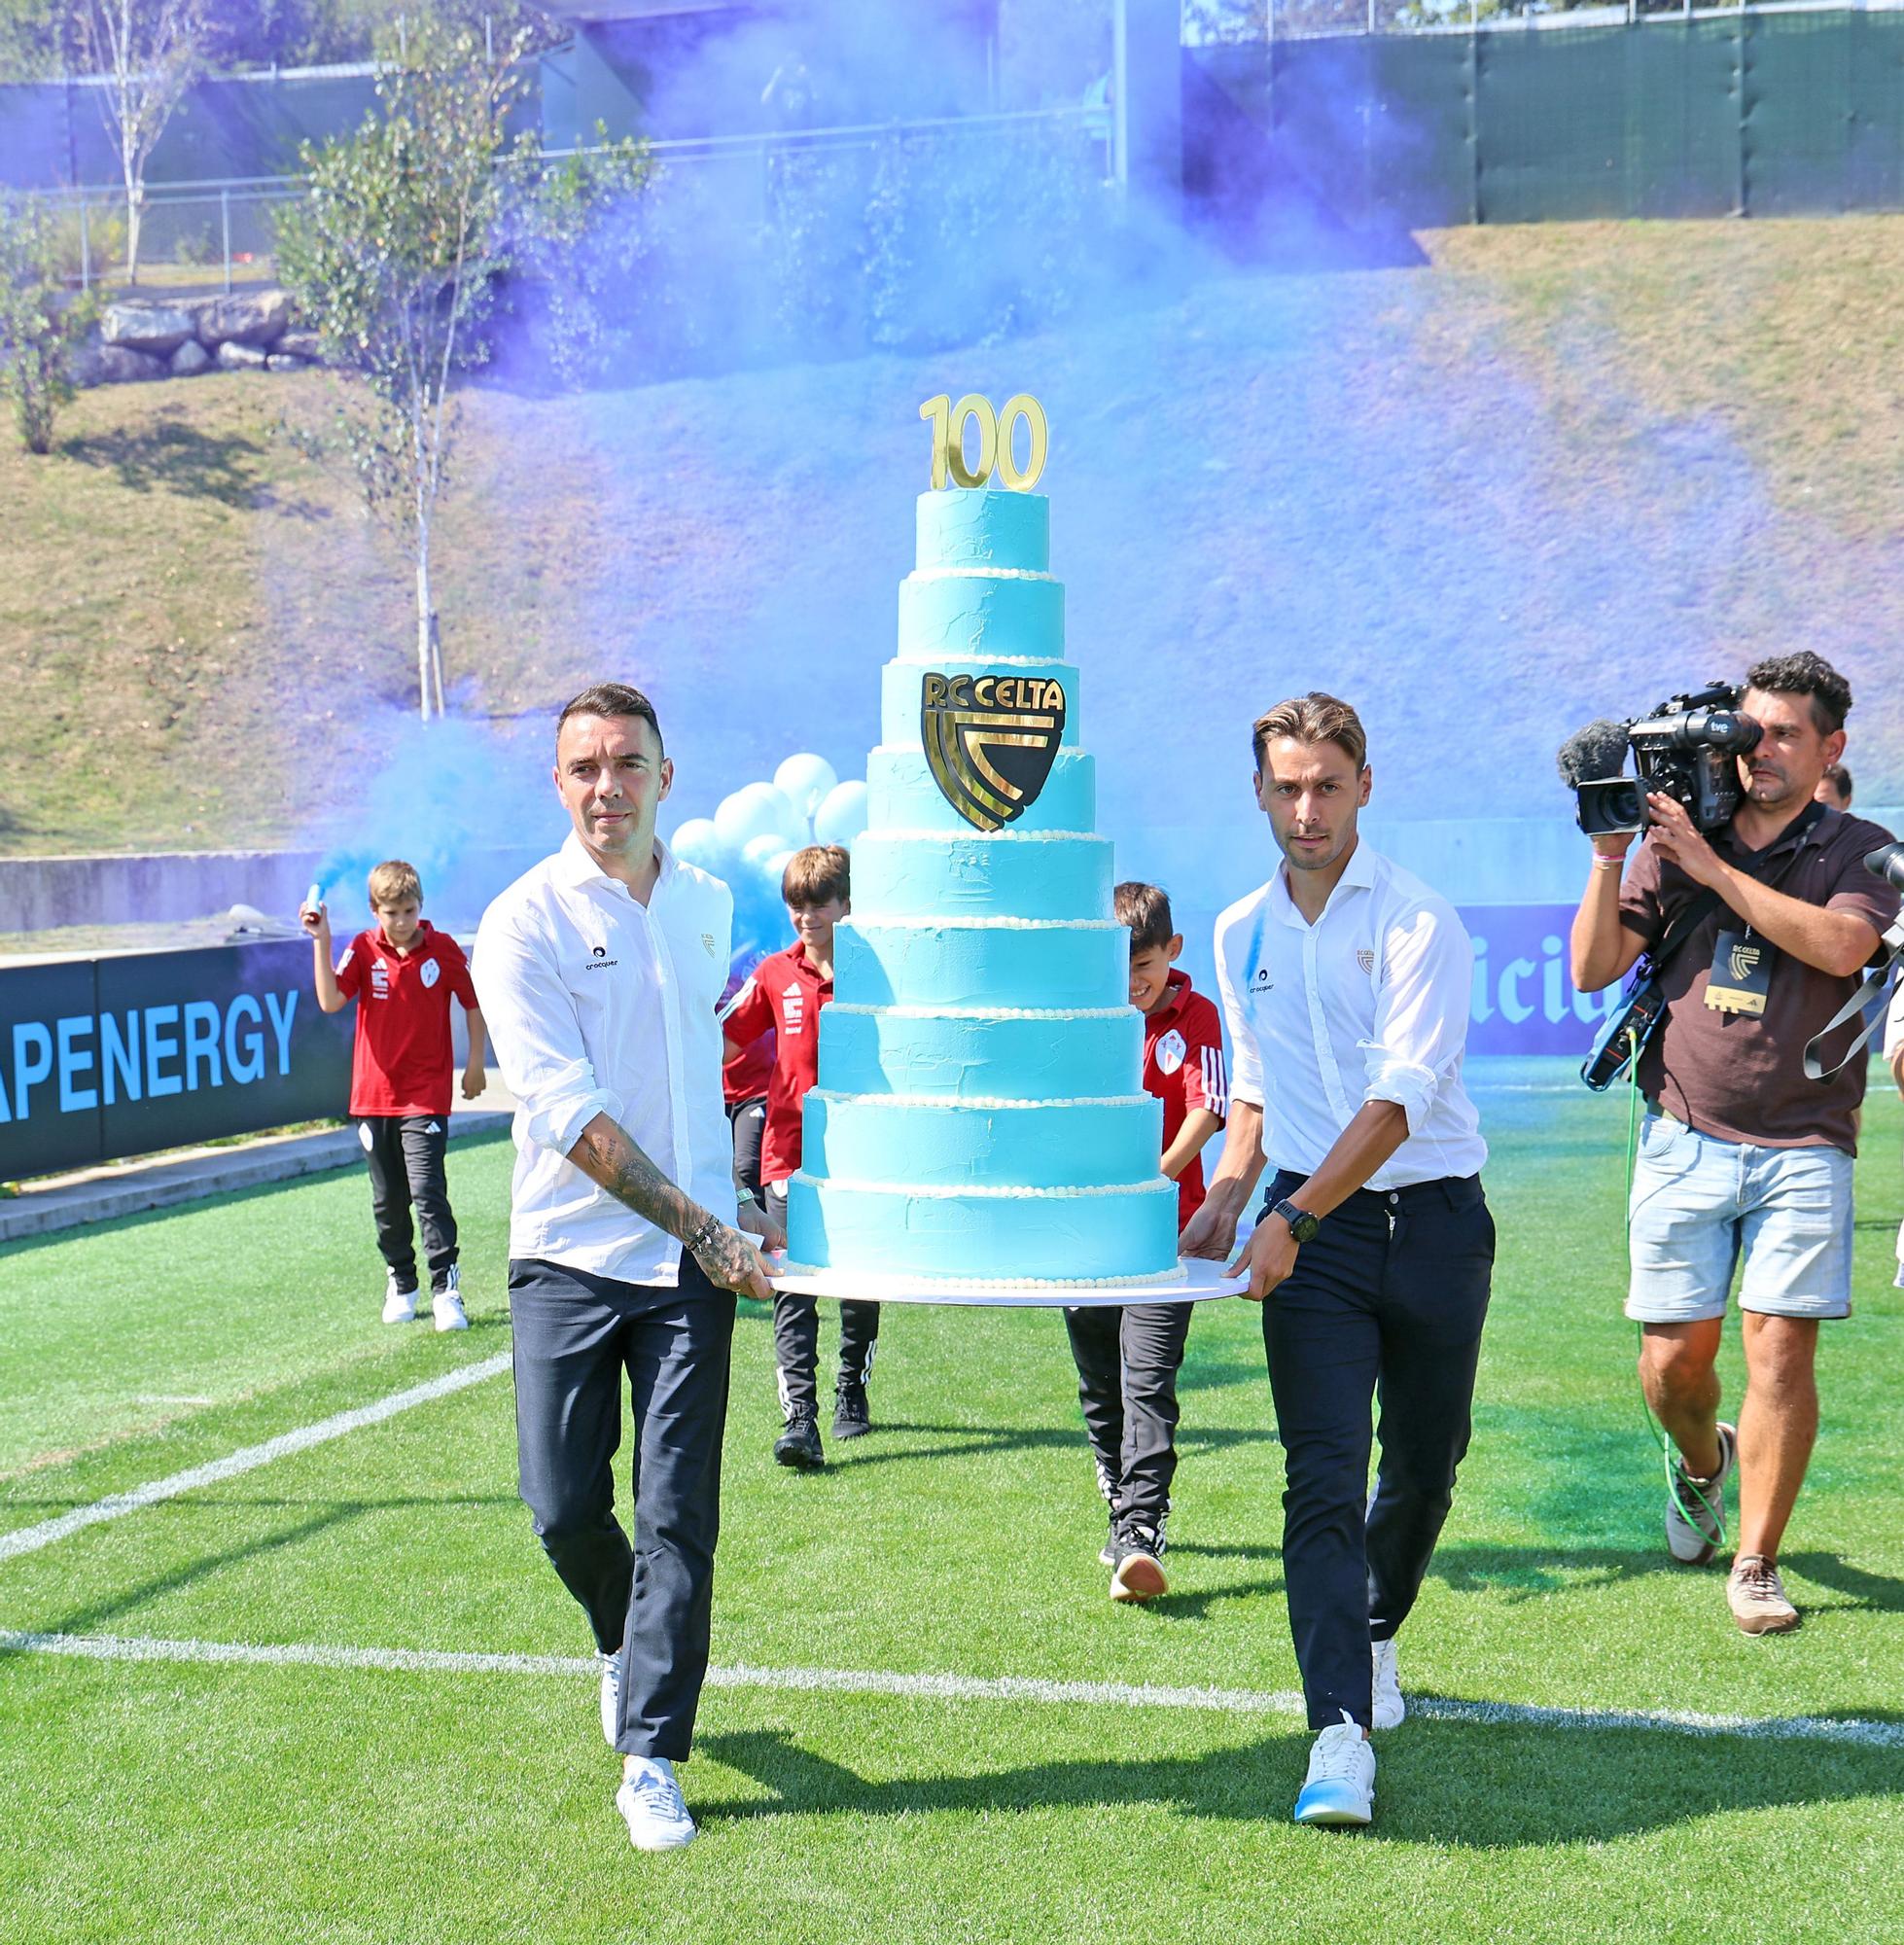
[1063,1300,1193,1532]
[1260,1168,1494,1731]
[509,1254,736,1760]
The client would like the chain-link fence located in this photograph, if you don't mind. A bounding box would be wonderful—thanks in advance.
[27,173,303,294]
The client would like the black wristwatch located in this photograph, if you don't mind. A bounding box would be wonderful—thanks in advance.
[1271,1197,1321,1245]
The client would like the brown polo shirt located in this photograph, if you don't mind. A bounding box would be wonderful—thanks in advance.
[1618,805,1898,1154]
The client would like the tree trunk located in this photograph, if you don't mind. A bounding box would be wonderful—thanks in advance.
[415,526,435,723]
[123,166,142,285]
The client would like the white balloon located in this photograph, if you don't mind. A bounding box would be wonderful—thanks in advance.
[669,816,730,878]
[813,779,869,849]
[741,831,785,872]
[773,753,838,822]
[715,782,801,852]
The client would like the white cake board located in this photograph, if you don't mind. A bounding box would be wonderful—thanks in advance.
[767,1255,1245,1310]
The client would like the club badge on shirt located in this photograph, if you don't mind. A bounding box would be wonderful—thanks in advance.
[1155,1029,1186,1076]
[420,958,441,989]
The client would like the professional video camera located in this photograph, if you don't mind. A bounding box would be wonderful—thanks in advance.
[1556,683,1763,838]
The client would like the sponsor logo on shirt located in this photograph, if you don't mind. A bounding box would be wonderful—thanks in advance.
[782,982,805,1034]
[583,943,618,972]
[1252,967,1272,989]
[370,962,390,998]
[420,958,441,989]
[1155,1029,1186,1077]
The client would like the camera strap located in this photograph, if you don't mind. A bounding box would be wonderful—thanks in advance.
[1803,955,1900,1080]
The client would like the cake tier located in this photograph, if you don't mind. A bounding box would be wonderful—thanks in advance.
[880,656,1079,750]
[897,572,1063,664]
[866,746,1096,834]
[917,489,1048,574]
[802,1091,1161,1190]
[818,1003,1142,1100]
[850,830,1111,923]
[833,916,1127,1010]
[784,1173,1180,1282]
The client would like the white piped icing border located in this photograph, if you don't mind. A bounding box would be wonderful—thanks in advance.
[830,1004,1132,1020]
[792,1172,1176,1201]
[843,915,1121,933]
[861,829,1101,845]
[775,1261,1184,1291]
[810,1089,1150,1109]
[907,566,1055,584]
[890,653,1069,669]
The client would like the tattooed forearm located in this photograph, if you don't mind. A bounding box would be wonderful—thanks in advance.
[566,1114,772,1299]
[569,1114,701,1239]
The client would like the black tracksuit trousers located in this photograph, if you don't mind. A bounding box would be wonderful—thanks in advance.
[1260,1169,1494,1732]
[358,1113,457,1291]
[509,1254,737,1761]
[1063,1301,1194,1533]
[762,1180,880,1418]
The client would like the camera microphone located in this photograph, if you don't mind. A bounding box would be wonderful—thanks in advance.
[1556,719,1633,789]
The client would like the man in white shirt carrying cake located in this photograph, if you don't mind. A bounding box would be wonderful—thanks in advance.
[475,682,778,1856]
[1182,691,1493,1831]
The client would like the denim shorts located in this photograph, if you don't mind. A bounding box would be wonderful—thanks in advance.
[1626,1115,1853,1323]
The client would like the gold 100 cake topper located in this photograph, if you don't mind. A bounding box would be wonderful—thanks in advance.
[919,393,1048,491]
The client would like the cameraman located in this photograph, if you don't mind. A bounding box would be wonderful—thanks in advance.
[1571,653,1897,1635]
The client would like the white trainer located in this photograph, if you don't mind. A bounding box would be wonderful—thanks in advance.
[381,1271,417,1325]
[1371,1637,1405,1730]
[1665,1421,1737,1565]
[600,1650,621,1750]
[432,1265,469,1332]
[616,1757,697,1851]
[1293,1712,1375,1827]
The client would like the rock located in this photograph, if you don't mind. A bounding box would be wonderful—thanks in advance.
[264,353,305,372]
[274,330,324,363]
[169,339,213,376]
[215,340,269,371]
[95,344,166,383]
[101,301,196,356]
[196,288,293,348]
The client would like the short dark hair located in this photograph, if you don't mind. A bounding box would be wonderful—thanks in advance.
[1744,652,1851,737]
[782,843,850,908]
[1821,760,1853,805]
[1252,692,1368,773]
[556,681,664,753]
[1114,881,1175,954]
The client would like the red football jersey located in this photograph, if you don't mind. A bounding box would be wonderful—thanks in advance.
[1143,969,1227,1225]
[718,966,775,1105]
[334,920,479,1117]
[720,942,831,1186]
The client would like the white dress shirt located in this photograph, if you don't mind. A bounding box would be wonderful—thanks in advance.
[1214,838,1487,1189]
[474,831,736,1285]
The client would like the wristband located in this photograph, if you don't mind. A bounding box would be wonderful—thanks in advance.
[684,1214,720,1258]
[1592,853,1626,871]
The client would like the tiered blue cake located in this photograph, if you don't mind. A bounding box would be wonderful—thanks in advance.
[784,485,1181,1285]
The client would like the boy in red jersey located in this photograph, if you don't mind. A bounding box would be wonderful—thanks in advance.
[302,860,486,1330]
[1066,881,1227,1603]
[721,844,879,1470]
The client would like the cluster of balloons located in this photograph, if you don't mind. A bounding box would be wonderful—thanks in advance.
[669,753,869,959]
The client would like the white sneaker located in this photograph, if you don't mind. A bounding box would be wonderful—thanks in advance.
[1293,1712,1375,1827]
[431,1265,469,1332]
[1371,1637,1405,1730]
[1665,1421,1737,1565]
[600,1650,621,1750]
[616,1757,696,1851]
[381,1272,417,1325]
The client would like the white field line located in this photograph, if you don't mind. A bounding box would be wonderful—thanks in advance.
[0,1354,511,1565]
[1,1629,1900,1750]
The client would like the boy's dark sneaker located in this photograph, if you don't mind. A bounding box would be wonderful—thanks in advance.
[831,1382,871,1441]
[774,1411,825,1471]
[1099,1510,1118,1569]
[1109,1523,1168,1603]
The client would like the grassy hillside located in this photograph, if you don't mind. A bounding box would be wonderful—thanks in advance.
[3,214,1901,864]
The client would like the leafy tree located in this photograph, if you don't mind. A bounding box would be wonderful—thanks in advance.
[275,13,646,720]
[76,0,210,284]
[0,194,98,454]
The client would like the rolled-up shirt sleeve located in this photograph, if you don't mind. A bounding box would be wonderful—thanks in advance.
[474,906,615,1158]
[1215,916,1263,1109]
[1360,900,1473,1135]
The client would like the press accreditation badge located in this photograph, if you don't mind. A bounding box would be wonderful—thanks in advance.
[1705,929,1774,1015]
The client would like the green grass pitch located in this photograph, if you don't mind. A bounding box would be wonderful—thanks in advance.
[2,1062,1901,1944]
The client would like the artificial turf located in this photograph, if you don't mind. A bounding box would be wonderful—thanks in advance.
[2,1063,1900,1945]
